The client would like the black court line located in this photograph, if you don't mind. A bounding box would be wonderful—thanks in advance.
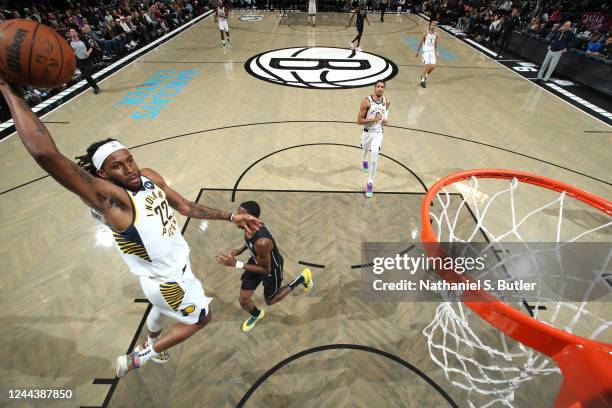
[351,244,416,269]
[141,61,246,64]
[460,192,542,317]
[584,130,612,133]
[298,260,326,268]
[92,379,115,385]
[41,121,70,124]
[235,343,459,408]
[603,273,612,289]
[0,10,214,141]
[3,120,610,197]
[85,189,205,408]
[231,142,428,202]
[397,64,503,69]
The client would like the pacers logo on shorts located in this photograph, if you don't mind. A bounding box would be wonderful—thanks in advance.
[180,304,196,316]
[245,47,398,89]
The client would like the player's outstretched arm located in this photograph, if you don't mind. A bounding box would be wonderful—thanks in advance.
[142,168,262,233]
[0,78,122,213]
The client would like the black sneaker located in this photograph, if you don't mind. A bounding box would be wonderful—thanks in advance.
[93,87,100,95]
[420,81,426,88]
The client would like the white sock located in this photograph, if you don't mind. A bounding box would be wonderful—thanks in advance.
[137,344,157,365]
[362,148,368,162]
[369,143,380,183]
[147,334,159,346]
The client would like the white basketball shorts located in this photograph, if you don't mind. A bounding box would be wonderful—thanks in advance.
[218,19,229,32]
[422,50,436,65]
[361,129,383,152]
[139,261,212,325]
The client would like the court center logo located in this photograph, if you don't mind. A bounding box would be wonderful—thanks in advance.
[238,15,263,21]
[245,46,398,89]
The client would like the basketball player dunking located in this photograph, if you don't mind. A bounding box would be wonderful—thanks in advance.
[216,201,313,333]
[0,78,261,378]
[357,81,390,198]
[308,0,317,26]
[415,21,440,88]
[215,0,230,47]
[347,3,370,51]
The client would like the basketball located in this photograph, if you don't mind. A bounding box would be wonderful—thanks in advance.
[0,19,76,88]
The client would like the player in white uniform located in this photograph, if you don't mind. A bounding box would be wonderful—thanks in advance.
[0,77,261,378]
[357,80,391,198]
[215,0,230,47]
[415,21,440,88]
[308,0,317,26]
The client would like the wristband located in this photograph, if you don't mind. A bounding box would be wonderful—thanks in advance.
[228,212,234,221]
[235,260,244,269]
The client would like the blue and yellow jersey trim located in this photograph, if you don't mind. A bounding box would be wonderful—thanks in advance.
[113,224,152,262]
[159,282,185,310]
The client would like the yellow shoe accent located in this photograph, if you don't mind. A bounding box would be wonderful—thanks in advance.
[242,309,265,333]
[302,268,314,292]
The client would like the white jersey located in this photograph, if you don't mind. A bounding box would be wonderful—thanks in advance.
[363,95,387,133]
[217,6,227,20]
[423,31,437,52]
[94,176,190,281]
[308,0,316,14]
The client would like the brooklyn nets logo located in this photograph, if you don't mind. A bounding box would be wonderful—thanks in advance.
[244,47,398,89]
[238,15,263,21]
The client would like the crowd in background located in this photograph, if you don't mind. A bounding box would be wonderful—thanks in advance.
[0,0,610,122]
[419,0,612,59]
[0,0,204,121]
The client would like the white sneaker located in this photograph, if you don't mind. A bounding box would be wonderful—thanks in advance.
[116,352,140,378]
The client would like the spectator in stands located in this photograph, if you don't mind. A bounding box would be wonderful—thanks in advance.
[499,0,513,15]
[69,28,101,95]
[489,15,503,44]
[496,8,521,57]
[586,34,603,56]
[536,20,575,82]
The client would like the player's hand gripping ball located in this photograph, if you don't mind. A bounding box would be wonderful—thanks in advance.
[0,19,76,88]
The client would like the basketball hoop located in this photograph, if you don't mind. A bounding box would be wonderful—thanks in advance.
[421,169,612,407]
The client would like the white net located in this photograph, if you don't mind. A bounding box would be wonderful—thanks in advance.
[423,176,612,407]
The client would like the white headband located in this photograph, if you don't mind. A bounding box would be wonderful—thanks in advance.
[92,141,127,170]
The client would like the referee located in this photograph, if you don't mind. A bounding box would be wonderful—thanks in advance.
[69,28,101,95]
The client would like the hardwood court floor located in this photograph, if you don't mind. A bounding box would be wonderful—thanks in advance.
[0,10,609,408]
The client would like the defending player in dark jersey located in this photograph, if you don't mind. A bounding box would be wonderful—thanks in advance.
[347,3,369,51]
[216,201,313,332]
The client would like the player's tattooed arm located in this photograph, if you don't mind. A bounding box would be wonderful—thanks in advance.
[0,78,122,212]
[142,168,262,232]
[187,202,232,220]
